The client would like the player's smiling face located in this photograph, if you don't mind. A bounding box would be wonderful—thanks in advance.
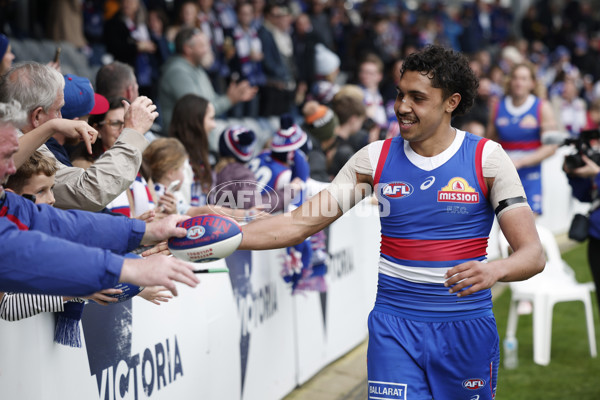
[394,70,448,145]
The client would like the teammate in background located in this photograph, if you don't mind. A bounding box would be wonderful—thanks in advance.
[239,45,544,399]
[486,62,559,215]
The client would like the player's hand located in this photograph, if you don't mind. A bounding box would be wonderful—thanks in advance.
[123,96,158,134]
[444,260,499,297]
[120,255,199,296]
[138,286,173,305]
[141,214,189,245]
[84,288,123,305]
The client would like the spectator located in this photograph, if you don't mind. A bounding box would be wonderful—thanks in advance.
[330,84,368,152]
[225,1,265,118]
[142,137,189,215]
[71,97,158,218]
[551,77,587,137]
[158,27,257,129]
[357,53,387,128]
[307,43,341,105]
[585,99,600,130]
[168,94,217,209]
[0,34,15,76]
[47,0,88,50]
[96,61,140,103]
[293,13,320,105]
[0,62,155,212]
[197,0,229,94]
[301,101,339,182]
[257,3,297,117]
[104,0,158,99]
[307,0,334,50]
[1,150,170,345]
[212,126,260,210]
[0,99,199,297]
[47,74,109,166]
[165,1,200,46]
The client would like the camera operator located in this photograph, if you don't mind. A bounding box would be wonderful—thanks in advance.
[563,131,600,315]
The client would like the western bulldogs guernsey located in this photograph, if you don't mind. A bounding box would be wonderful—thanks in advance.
[367,132,499,400]
[249,151,292,192]
[373,132,495,322]
[494,94,543,213]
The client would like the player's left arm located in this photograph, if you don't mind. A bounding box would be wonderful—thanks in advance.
[513,100,560,169]
[444,144,545,297]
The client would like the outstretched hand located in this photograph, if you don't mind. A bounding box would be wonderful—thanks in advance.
[141,214,189,246]
[120,255,199,296]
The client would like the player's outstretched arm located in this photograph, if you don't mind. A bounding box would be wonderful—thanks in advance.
[119,255,199,296]
[444,206,545,297]
[239,189,343,251]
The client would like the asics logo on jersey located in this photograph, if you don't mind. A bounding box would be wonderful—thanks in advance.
[463,378,486,390]
[420,176,435,190]
[470,396,480,400]
[382,182,413,198]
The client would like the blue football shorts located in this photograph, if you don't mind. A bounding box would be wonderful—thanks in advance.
[366,310,499,400]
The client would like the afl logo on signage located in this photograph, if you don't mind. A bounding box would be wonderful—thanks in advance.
[187,226,206,240]
[382,182,413,198]
[462,378,486,390]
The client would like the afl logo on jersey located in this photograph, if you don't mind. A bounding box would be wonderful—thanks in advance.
[437,177,479,203]
[382,182,413,198]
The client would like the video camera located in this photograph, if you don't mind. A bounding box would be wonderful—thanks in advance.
[562,129,600,171]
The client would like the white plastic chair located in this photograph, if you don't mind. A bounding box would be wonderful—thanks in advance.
[498,223,597,366]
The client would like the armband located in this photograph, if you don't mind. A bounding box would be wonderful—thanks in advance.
[495,196,527,216]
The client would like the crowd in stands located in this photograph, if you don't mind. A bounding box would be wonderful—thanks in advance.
[2,0,600,346]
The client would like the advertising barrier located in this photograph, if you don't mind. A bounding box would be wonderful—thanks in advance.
[0,156,579,399]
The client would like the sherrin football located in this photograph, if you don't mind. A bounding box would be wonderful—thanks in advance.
[168,214,243,263]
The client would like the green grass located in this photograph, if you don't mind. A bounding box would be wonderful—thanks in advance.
[494,242,600,399]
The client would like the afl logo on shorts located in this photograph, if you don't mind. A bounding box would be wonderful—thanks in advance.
[187,226,206,240]
[463,378,486,390]
[382,182,413,198]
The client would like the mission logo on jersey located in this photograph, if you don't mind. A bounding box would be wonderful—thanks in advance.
[519,114,539,129]
[382,182,413,198]
[437,177,479,203]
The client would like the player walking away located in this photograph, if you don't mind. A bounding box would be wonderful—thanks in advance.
[239,45,545,399]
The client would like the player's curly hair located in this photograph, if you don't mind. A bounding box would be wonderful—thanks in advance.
[401,45,478,117]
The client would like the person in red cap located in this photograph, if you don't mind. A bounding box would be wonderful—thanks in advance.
[44,74,110,167]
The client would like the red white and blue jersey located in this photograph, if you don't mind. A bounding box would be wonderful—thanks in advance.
[494,95,542,152]
[248,151,292,192]
[494,95,543,213]
[373,131,495,321]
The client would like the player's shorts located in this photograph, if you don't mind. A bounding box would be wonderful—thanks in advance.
[518,165,542,214]
[366,310,499,400]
